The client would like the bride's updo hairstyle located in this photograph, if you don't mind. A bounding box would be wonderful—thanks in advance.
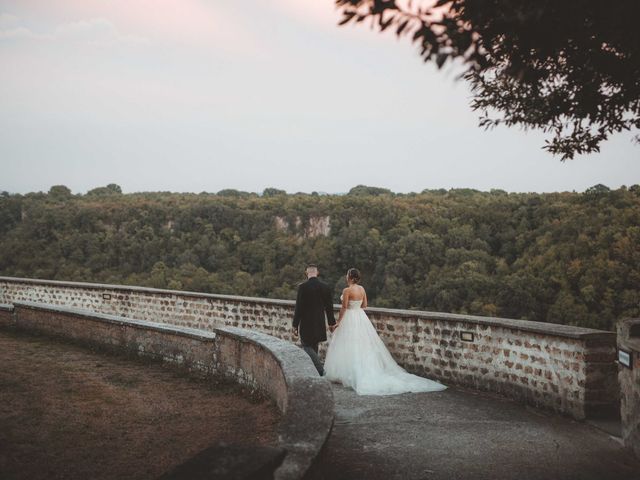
[347,268,361,284]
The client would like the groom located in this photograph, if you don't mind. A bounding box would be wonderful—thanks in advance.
[292,263,336,375]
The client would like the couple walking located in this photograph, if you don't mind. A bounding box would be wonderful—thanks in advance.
[293,264,446,396]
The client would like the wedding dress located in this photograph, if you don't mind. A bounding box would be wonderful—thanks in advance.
[324,298,447,395]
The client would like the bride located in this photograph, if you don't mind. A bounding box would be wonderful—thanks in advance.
[324,268,446,395]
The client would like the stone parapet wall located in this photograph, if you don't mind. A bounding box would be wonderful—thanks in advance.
[0,276,618,420]
[5,300,334,480]
[617,318,640,459]
[366,309,618,419]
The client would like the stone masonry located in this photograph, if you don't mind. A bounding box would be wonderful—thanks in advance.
[617,318,640,459]
[0,276,618,420]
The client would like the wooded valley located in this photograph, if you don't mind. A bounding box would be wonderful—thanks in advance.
[1,183,638,331]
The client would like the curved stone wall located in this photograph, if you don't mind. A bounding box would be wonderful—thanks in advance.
[3,300,333,480]
[0,276,618,420]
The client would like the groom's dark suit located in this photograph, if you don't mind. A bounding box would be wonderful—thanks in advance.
[293,276,336,375]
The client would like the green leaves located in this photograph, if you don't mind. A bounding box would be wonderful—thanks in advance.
[335,0,640,159]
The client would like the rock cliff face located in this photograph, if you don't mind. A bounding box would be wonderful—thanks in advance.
[274,216,289,231]
[306,216,330,237]
[274,216,330,238]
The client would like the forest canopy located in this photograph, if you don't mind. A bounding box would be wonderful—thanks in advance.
[1,184,639,331]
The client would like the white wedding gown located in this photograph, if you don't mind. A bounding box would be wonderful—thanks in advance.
[324,299,447,395]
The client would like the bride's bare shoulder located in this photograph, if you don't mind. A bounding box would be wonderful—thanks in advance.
[347,285,365,299]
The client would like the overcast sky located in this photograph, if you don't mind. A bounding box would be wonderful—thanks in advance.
[1,0,638,195]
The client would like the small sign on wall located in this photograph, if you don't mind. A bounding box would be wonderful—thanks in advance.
[460,331,475,342]
[102,293,111,301]
[618,349,632,369]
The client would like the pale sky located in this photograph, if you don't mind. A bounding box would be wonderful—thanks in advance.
[1,0,638,195]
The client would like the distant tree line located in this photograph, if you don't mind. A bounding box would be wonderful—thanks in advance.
[1,183,639,331]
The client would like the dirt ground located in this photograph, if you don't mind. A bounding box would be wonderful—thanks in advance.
[0,329,281,480]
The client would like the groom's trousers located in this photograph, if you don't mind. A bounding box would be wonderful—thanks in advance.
[301,340,324,376]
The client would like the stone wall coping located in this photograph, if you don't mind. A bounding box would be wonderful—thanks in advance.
[216,325,321,380]
[0,276,613,341]
[0,303,14,312]
[0,276,298,306]
[368,306,615,340]
[215,325,335,480]
[13,301,216,341]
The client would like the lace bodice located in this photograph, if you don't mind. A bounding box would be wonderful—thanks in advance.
[341,294,363,310]
[347,300,363,310]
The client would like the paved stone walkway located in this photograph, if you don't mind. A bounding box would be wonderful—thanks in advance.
[310,384,640,480]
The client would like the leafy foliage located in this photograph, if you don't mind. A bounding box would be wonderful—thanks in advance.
[348,185,394,196]
[1,184,639,331]
[335,0,640,159]
[86,184,123,196]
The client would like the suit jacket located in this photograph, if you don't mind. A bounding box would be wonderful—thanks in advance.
[293,277,336,345]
